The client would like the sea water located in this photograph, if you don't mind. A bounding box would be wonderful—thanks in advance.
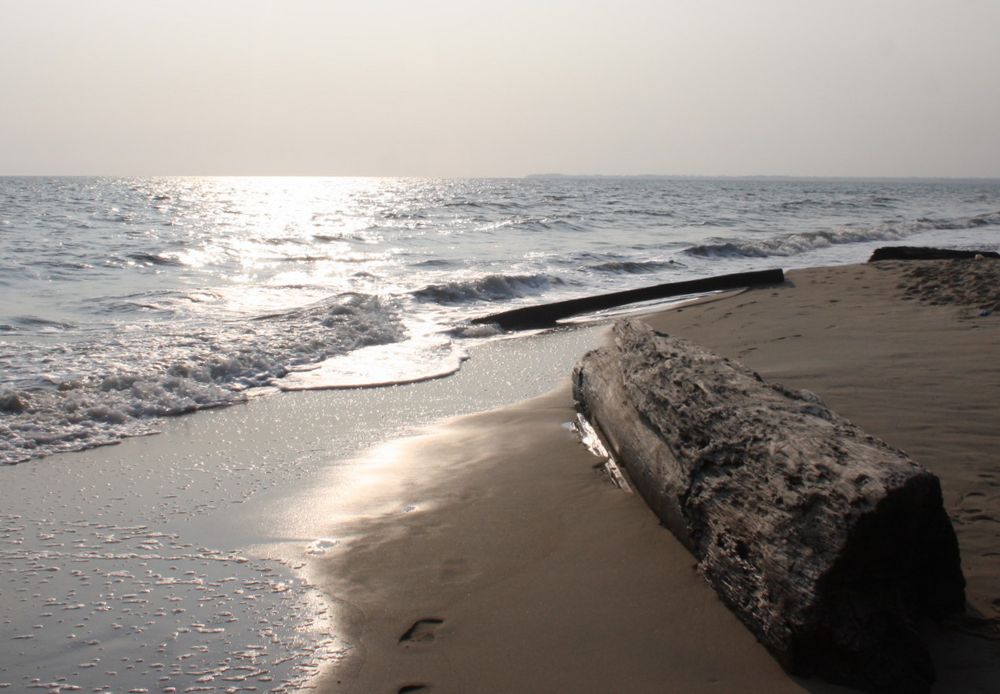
[2,175,1000,466]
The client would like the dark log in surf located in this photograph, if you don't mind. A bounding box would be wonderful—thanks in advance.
[869,246,1000,262]
[470,268,785,331]
[572,320,965,694]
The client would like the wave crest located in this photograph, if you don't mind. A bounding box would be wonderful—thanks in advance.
[126,252,184,266]
[0,292,405,464]
[587,260,678,274]
[412,274,565,305]
[685,211,1000,259]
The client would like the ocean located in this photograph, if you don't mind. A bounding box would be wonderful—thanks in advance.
[2,175,1000,466]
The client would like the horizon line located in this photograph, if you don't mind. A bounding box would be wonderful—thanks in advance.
[2,172,1000,181]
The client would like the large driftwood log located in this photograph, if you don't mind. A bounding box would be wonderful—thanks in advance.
[572,321,965,694]
[471,268,784,330]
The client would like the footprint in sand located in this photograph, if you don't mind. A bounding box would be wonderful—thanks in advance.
[399,618,444,645]
[397,620,444,692]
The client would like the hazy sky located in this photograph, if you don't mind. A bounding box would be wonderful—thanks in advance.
[2,0,998,177]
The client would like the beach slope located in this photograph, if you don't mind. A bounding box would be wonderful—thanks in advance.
[318,259,1000,693]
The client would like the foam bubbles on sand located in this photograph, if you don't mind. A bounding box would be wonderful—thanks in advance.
[0,513,344,692]
[0,417,353,694]
[305,539,339,556]
[278,335,468,390]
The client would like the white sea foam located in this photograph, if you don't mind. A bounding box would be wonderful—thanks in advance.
[277,335,468,390]
[0,292,405,464]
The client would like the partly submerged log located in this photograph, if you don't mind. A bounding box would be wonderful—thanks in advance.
[470,268,784,331]
[572,321,965,694]
[869,246,1000,262]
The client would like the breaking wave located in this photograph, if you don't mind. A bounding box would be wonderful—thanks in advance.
[586,260,680,274]
[685,211,1000,259]
[492,217,588,233]
[412,274,566,305]
[0,292,405,464]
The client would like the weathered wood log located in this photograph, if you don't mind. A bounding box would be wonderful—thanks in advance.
[869,246,1000,261]
[470,268,784,330]
[572,321,965,694]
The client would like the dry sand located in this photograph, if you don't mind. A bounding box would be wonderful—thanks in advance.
[317,259,1000,693]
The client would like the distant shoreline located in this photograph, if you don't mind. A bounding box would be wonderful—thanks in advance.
[2,173,1000,181]
[524,172,1000,182]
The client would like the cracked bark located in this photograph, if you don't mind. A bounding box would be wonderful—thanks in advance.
[572,320,965,694]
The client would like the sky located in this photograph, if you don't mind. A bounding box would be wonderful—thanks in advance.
[1,0,999,177]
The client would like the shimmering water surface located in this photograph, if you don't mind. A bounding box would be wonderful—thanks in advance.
[2,176,1000,692]
[3,176,999,465]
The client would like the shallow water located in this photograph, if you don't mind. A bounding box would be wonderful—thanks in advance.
[0,325,606,693]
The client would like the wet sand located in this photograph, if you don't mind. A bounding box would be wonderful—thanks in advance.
[0,327,607,692]
[317,260,1000,693]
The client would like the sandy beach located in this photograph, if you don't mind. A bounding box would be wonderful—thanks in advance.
[317,259,1000,693]
[2,258,997,693]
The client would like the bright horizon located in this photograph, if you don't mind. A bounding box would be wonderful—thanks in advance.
[2,0,999,178]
